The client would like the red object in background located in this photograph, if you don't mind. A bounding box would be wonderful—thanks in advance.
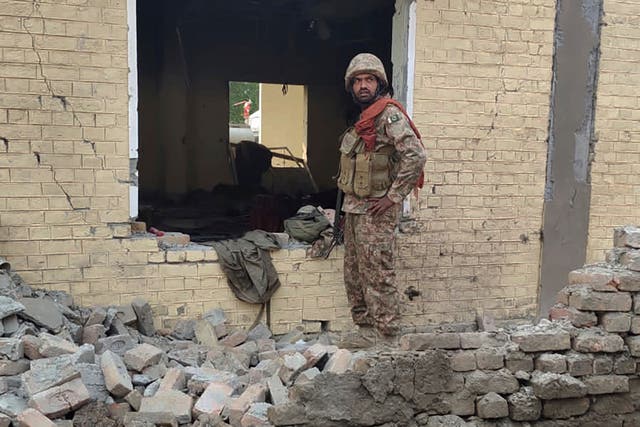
[149,227,165,237]
[233,99,253,122]
[243,100,252,120]
[249,195,287,232]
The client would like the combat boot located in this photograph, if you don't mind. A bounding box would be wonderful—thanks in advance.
[337,326,377,349]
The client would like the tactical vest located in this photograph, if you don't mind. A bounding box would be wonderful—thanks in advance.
[337,128,396,198]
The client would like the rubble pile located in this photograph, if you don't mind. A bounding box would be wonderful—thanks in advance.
[0,226,638,426]
[264,226,640,426]
[0,261,349,426]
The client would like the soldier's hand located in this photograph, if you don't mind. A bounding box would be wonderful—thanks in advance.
[367,196,395,217]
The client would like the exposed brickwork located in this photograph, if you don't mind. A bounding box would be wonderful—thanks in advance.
[0,0,633,333]
[0,0,347,334]
[0,0,556,330]
[277,229,640,425]
[406,0,555,323]
[587,0,640,262]
[0,0,131,301]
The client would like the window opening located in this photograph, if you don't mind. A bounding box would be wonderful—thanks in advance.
[136,0,396,243]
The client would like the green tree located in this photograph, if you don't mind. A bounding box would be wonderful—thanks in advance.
[229,81,259,125]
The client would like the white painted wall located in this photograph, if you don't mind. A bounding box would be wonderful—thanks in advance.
[128,0,139,219]
[392,0,417,216]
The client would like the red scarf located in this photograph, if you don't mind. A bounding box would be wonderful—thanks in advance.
[354,98,425,189]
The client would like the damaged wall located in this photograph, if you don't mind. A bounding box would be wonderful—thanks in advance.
[0,0,554,332]
[586,0,640,262]
[272,228,640,426]
[1,231,640,426]
[1,0,638,334]
[0,0,370,335]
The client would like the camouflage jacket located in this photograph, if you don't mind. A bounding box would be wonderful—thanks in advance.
[341,104,426,214]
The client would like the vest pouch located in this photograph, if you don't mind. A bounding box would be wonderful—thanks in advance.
[339,129,359,155]
[353,153,372,197]
[369,152,392,197]
[337,153,355,194]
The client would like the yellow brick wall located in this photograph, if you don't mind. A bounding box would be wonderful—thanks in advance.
[586,0,640,263]
[403,0,555,324]
[1,0,560,333]
[0,0,130,237]
[0,0,347,334]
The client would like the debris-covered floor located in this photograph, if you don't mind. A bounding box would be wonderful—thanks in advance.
[0,227,640,426]
[138,184,338,243]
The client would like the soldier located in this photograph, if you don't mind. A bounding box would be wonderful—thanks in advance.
[337,53,426,346]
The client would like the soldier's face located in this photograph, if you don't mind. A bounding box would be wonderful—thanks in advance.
[352,73,378,104]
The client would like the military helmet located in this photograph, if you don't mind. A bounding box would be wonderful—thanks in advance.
[344,53,388,91]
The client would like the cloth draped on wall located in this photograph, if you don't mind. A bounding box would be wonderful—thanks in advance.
[209,230,282,304]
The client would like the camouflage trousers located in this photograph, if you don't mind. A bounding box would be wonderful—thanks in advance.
[343,206,400,336]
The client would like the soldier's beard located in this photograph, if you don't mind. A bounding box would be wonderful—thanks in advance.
[352,89,380,108]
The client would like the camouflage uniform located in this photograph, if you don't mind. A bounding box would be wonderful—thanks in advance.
[340,53,427,336]
[343,203,401,332]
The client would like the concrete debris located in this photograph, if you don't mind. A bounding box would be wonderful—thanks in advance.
[530,371,587,399]
[172,319,196,341]
[95,334,136,356]
[22,361,80,395]
[158,367,186,392]
[507,386,541,421]
[193,382,233,417]
[0,393,27,417]
[0,266,391,425]
[195,320,219,347]
[131,298,156,337]
[124,343,165,372]
[0,296,25,319]
[542,397,590,419]
[476,392,508,419]
[226,383,266,425]
[28,377,91,418]
[614,226,640,249]
[0,228,639,424]
[266,375,288,406]
[101,350,134,397]
[139,389,193,424]
[17,298,63,333]
[115,304,137,326]
[16,408,56,427]
[278,352,306,385]
[510,321,572,352]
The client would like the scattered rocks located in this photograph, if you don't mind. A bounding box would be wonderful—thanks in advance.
[101,350,134,397]
[542,397,590,419]
[507,387,541,421]
[530,372,588,400]
[0,226,640,425]
[131,298,155,337]
[511,322,571,352]
[476,392,508,419]
[124,343,164,372]
[139,389,193,424]
[28,377,91,418]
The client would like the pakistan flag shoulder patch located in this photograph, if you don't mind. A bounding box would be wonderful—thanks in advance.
[387,114,401,124]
